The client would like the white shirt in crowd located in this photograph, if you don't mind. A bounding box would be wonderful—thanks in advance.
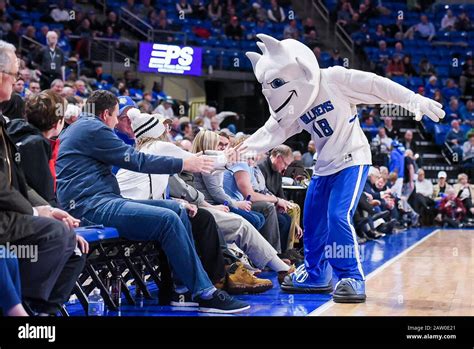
[390,177,404,198]
[116,141,193,200]
[372,134,393,152]
[415,178,434,197]
[153,104,174,119]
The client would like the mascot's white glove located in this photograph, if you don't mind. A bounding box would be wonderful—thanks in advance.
[407,94,445,122]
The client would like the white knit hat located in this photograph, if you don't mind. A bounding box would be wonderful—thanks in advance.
[127,108,166,140]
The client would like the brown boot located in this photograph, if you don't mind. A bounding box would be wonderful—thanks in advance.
[278,265,296,285]
[226,262,273,294]
[214,277,226,290]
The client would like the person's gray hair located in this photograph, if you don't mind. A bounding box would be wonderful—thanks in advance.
[0,40,16,72]
[270,144,293,158]
[46,31,58,40]
[51,79,64,87]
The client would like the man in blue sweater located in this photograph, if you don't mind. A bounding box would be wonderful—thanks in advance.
[56,90,248,314]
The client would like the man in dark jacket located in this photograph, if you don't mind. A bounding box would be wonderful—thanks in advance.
[257,145,294,199]
[7,90,66,206]
[0,40,86,315]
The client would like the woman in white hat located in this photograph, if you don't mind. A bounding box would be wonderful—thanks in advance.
[433,171,452,203]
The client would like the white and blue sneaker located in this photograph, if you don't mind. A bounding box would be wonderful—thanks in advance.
[333,278,366,303]
[281,264,333,294]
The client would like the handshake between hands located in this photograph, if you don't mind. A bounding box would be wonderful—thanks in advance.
[182,143,248,174]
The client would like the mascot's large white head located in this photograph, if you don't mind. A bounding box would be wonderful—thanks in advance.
[246,34,320,129]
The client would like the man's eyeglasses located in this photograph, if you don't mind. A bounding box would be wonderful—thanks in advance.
[0,70,20,80]
[279,154,292,168]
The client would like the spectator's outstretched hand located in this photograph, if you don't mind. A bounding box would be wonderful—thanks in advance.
[183,153,214,173]
[409,94,445,122]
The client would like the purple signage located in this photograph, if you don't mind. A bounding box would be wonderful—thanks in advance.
[139,42,202,76]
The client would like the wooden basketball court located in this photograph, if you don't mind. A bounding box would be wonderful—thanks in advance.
[311,229,474,316]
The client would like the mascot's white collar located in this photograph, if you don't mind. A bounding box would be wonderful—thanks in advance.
[246,34,321,129]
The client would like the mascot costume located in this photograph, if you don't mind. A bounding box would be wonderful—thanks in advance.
[243,34,445,303]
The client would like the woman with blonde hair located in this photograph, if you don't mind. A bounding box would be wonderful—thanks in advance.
[192,129,294,284]
[192,130,266,230]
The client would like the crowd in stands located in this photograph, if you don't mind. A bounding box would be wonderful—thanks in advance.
[330,0,474,135]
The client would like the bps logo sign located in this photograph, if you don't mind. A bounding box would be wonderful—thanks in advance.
[139,42,202,76]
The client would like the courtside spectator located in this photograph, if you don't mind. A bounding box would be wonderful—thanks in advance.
[439,187,466,227]
[454,173,474,217]
[412,168,436,223]
[433,171,452,203]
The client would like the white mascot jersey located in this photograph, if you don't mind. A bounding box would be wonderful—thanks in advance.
[243,34,445,176]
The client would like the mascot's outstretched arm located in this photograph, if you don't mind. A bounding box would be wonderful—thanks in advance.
[328,66,445,122]
[244,116,302,154]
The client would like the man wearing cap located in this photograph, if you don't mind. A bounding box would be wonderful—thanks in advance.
[56,90,249,313]
[153,97,175,119]
[433,171,452,203]
[115,96,137,146]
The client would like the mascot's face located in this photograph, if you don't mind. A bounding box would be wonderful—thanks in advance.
[246,34,320,129]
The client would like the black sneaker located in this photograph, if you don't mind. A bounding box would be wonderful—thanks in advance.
[170,291,199,310]
[196,290,250,314]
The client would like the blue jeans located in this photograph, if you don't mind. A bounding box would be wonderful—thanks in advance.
[82,198,214,297]
[229,206,265,230]
[277,212,292,252]
[0,247,22,313]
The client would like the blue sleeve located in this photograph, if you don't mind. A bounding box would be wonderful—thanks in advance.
[229,162,251,174]
[89,124,183,174]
